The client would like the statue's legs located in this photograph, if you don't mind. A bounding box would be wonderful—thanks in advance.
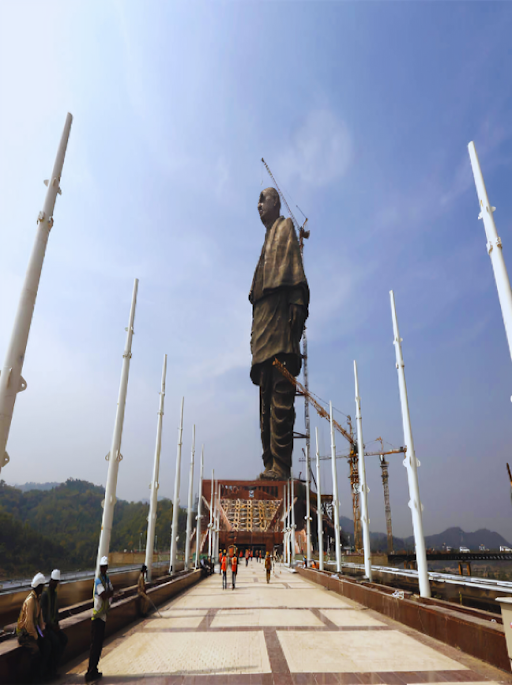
[270,362,295,478]
[259,357,295,479]
[259,365,273,471]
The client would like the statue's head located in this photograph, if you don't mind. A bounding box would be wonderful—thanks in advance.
[258,187,281,227]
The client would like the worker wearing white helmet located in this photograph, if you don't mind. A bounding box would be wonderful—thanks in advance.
[41,569,68,678]
[85,556,114,682]
[16,572,52,681]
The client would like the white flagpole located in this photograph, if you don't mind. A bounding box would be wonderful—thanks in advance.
[315,427,324,571]
[96,279,138,574]
[195,445,204,568]
[145,354,167,581]
[184,425,196,570]
[390,291,430,598]
[0,114,73,473]
[468,142,512,363]
[208,470,214,559]
[354,360,372,581]
[330,401,342,573]
[169,397,184,575]
[305,446,312,567]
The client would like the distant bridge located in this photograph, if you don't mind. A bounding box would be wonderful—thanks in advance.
[389,551,512,563]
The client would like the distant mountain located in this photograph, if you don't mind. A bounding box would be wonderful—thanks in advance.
[417,527,511,552]
[13,482,61,492]
[0,479,188,579]
[338,517,511,551]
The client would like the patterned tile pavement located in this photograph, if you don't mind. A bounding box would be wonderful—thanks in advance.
[61,561,512,684]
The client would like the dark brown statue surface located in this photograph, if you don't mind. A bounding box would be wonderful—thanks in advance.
[249,188,309,480]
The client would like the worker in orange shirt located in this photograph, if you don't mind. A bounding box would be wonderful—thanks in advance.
[221,551,228,590]
[231,553,238,590]
[264,551,272,583]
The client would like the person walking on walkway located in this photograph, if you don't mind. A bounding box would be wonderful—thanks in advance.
[231,553,238,590]
[221,551,228,589]
[264,551,272,584]
[137,564,148,616]
[245,549,249,567]
[85,556,114,683]
[41,569,68,678]
[17,572,51,683]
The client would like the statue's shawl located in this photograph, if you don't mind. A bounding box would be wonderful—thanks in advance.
[249,217,309,308]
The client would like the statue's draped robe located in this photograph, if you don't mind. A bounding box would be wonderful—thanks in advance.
[249,217,309,477]
[249,217,309,380]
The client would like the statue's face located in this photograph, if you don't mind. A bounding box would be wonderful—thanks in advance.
[258,189,278,225]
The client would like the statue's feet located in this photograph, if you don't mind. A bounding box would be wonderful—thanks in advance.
[259,468,288,481]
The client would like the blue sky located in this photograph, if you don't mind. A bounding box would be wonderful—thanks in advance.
[1,1,512,543]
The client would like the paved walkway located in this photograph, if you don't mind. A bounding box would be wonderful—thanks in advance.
[62,562,512,684]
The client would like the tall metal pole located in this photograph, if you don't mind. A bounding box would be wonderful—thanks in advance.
[145,354,167,582]
[169,397,184,575]
[468,142,512,363]
[212,480,218,563]
[184,425,196,570]
[305,447,312,566]
[195,445,204,568]
[315,427,324,571]
[96,279,138,573]
[291,474,296,566]
[0,114,73,474]
[354,361,372,581]
[390,291,430,598]
[208,470,214,559]
[330,401,342,573]
[213,480,220,561]
[286,480,290,565]
[281,482,287,564]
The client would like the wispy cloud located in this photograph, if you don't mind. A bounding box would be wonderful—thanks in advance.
[277,109,353,188]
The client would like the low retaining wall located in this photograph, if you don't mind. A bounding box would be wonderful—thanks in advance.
[0,569,201,684]
[0,563,182,628]
[298,567,509,672]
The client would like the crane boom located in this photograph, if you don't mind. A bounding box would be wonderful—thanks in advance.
[273,358,355,447]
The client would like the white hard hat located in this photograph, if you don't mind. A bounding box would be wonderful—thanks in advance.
[51,569,61,581]
[31,573,46,589]
[100,556,109,566]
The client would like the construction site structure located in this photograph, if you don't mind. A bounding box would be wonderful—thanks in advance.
[379,455,393,553]
[195,478,336,557]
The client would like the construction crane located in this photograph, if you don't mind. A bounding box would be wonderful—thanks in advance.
[273,358,355,448]
[278,355,405,553]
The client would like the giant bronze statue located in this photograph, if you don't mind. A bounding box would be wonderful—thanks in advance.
[249,188,309,480]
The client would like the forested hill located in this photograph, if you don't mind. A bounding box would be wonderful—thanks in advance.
[0,479,187,580]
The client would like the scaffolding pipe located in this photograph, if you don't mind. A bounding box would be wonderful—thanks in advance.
[195,445,204,568]
[315,427,324,571]
[354,360,372,581]
[0,114,73,474]
[184,424,196,570]
[390,291,430,598]
[96,279,138,574]
[468,142,512,364]
[145,354,167,581]
[169,397,184,575]
[330,401,342,573]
